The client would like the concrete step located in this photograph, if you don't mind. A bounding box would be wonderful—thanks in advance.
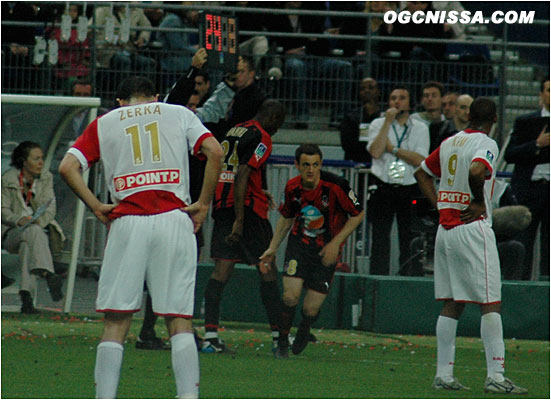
[494,65,535,81]
[490,50,519,63]
[507,80,541,96]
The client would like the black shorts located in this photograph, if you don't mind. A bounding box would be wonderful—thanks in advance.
[283,238,336,294]
[211,207,273,264]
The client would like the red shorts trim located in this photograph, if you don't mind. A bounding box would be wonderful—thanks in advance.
[436,298,502,305]
[96,308,140,314]
[154,313,193,319]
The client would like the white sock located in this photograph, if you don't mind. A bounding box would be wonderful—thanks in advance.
[171,333,200,399]
[94,341,124,399]
[204,331,218,340]
[481,312,505,381]
[272,331,279,340]
[436,316,458,380]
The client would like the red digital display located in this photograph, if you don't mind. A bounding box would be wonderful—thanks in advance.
[200,12,239,71]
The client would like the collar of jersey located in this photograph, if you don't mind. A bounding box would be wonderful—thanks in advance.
[463,128,486,134]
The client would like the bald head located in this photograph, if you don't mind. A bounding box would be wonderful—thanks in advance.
[455,94,473,124]
[359,77,380,104]
[469,97,497,131]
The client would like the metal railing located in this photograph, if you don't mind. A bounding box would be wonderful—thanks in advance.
[1,3,549,146]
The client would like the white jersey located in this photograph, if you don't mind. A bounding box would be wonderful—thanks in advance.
[421,129,499,229]
[69,102,210,207]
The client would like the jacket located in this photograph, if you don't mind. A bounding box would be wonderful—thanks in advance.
[1,168,65,241]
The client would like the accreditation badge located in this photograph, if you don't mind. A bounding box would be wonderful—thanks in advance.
[388,160,406,184]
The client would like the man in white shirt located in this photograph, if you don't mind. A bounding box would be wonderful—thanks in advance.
[366,86,429,276]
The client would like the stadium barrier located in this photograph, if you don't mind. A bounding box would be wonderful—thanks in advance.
[193,264,550,340]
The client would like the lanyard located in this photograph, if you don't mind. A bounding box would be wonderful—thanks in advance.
[19,171,33,206]
[392,123,408,149]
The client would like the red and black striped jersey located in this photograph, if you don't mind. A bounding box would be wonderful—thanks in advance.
[213,120,272,219]
[279,170,363,248]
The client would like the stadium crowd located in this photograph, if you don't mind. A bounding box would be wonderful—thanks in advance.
[1,2,548,397]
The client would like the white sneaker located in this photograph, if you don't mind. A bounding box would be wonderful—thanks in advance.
[432,376,470,391]
[484,377,528,394]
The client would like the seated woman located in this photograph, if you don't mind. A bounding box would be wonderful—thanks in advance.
[1,141,65,313]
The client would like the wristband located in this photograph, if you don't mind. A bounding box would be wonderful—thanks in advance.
[391,147,399,156]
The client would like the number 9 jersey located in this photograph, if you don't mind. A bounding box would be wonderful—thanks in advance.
[420,128,499,230]
[68,102,213,217]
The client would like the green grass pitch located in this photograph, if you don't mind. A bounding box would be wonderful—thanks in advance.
[2,312,549,398]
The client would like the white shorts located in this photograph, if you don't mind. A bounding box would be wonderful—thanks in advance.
[434,220,501,304]
[96,209,197,317]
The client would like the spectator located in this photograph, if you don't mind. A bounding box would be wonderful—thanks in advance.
[186,91,201,113]
[491,180,531,281]
[340,77,381,164]
[267,1,353,129]
[504,77,550,280]
[93,5,156,82]
[50,4,91,93]
[429,94,473,152]
[432,1,467,40]
[233,2,269,70]
[410,81,446,127]
[195,70,211,106]
[158,2,199,89]
[365,86,430,276]
[1,141,65,313]
[207,55,266,140]
[1,2,40,93]
[442,91,458,120]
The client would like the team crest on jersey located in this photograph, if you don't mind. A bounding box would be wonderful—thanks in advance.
[486,150,494,163]
[348,190,359,206]
[285,259,298,275]
[321,194,329,208]
[301,205,325,237]
[254,143,267,161]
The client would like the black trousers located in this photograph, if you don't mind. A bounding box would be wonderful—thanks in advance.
[368,176,417,276]
[518,180,549,280]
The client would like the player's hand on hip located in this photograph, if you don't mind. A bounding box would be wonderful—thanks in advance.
[93,203,116,226]
[182,202,209,233]
[319,242,339,267]
[460,200,486,224]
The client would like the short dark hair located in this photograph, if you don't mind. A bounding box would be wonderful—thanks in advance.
[116,76,156,101]
[239,55,255,72]
[422,81,445,97]
[295,143,323,163]
[196,69,210,82]
[470,97,497,125]
[541,76,550,92]
[11,141,41,169]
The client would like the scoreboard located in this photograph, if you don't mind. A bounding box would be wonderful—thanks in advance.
[199,12,239,72]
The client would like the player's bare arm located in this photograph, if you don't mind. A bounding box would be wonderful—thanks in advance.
[460,161,487,223]
[259,216,295,265]
[183,136,223,233]
[414,167,438,208]
[58,153,115,225]
[319,211,365,267]
[226,164,253,244]
[368,109,396,159]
